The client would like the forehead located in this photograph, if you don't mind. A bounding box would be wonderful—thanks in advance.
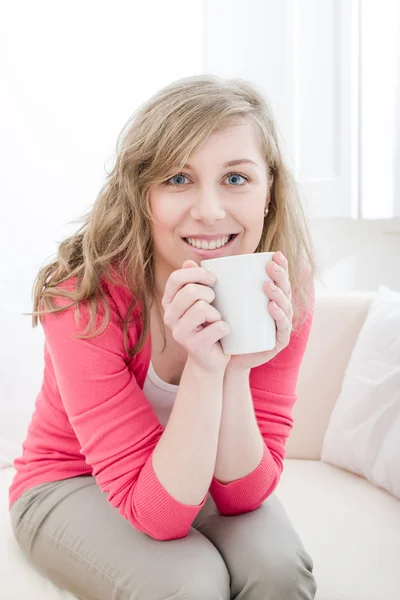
[188,122,264,166]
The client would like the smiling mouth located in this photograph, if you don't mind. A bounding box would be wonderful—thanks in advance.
[182,234,238,250]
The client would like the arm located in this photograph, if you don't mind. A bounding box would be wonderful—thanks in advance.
[42,279,223,541]
[209,284,315,515]
[152,357,224,507]
[213,367,264,484]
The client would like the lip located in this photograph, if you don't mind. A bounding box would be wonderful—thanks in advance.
[181,233,238,240]
[182,234,239,258]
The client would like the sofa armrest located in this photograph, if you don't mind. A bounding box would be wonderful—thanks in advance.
[286,291,375,460]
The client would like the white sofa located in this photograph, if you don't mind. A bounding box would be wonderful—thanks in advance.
[1,291,399,599]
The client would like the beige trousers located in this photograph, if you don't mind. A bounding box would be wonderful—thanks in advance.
[10,474,317,600]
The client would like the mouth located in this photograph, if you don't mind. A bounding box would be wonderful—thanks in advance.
[182,234,239,257]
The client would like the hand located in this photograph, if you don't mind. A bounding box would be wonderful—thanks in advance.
[162,260,232,373]
[227,251,293,372]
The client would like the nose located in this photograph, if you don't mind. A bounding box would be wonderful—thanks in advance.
[190,188,226,225]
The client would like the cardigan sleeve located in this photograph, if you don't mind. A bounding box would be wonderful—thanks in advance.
[41,282,207,541]
[209,282,315,515]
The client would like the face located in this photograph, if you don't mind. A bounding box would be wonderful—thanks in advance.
[148,121,272,296]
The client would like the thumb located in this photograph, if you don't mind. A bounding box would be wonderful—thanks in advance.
[182,260,199,269]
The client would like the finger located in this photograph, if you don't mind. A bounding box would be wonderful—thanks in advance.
[264,280,293,318]
[182,260,198,269]
[267,260,291,300]
[274,251,288,269]
[186,320,230,356]
[162,267,216,308]
[172,301,222,344]
[269,301,292,346]
[163,283,216,329]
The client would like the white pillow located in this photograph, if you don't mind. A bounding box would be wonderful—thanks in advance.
[321,285,400,499]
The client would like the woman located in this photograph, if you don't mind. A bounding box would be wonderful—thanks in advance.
[9,74,319,599]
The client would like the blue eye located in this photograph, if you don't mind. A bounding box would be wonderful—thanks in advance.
[226,173,248,185]
[164,174,190,186]
[162,172,250,186]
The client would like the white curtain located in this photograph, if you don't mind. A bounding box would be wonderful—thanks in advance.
[395,13,400,217]
[360,0,400,219]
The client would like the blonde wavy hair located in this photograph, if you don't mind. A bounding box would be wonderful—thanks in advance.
[27,73,320,358]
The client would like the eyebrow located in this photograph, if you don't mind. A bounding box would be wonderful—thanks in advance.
[183,158,259,170]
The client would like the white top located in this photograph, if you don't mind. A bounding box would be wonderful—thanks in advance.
[142,360,179,427]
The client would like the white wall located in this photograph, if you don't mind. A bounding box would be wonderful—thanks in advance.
[0,0,204,463]
[311,219,400,293]
[1,1,399,464]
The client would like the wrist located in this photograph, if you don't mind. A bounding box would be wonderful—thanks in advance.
[225,363,251,379]
[184,357,227,381]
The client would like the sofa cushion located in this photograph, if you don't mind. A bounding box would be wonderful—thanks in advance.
[286,291,375,461]
[2,462,400,600]
[321,285,400,499]
[277,459,400,600]
[0,467,78,600]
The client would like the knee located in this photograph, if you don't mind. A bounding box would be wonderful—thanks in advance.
[240,546,317,599]
[129,538,230,600]
[175,549,230,600]
[267,547,317,599]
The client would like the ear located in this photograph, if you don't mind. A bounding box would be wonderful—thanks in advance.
[265,190,272,212]
[264,175,274,213]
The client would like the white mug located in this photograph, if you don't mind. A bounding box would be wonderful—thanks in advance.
[200,252,276,355]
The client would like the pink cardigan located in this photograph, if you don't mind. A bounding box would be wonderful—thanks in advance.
[9,274,314,541]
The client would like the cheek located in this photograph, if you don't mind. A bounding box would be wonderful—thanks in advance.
[149,200,186,253]
[238,208,265,250]
[241,207,265,234]
[149,196,181,230]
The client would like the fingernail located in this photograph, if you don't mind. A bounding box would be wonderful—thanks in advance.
[208,272,216,282]
[270,282,277,291]
[273,264,283,273]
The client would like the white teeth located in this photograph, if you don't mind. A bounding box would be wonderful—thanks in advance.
[186,236,232,250]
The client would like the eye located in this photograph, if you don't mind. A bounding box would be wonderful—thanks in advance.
[225,173,250,186]
[162,173,190,186]
[161,171,251,187]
